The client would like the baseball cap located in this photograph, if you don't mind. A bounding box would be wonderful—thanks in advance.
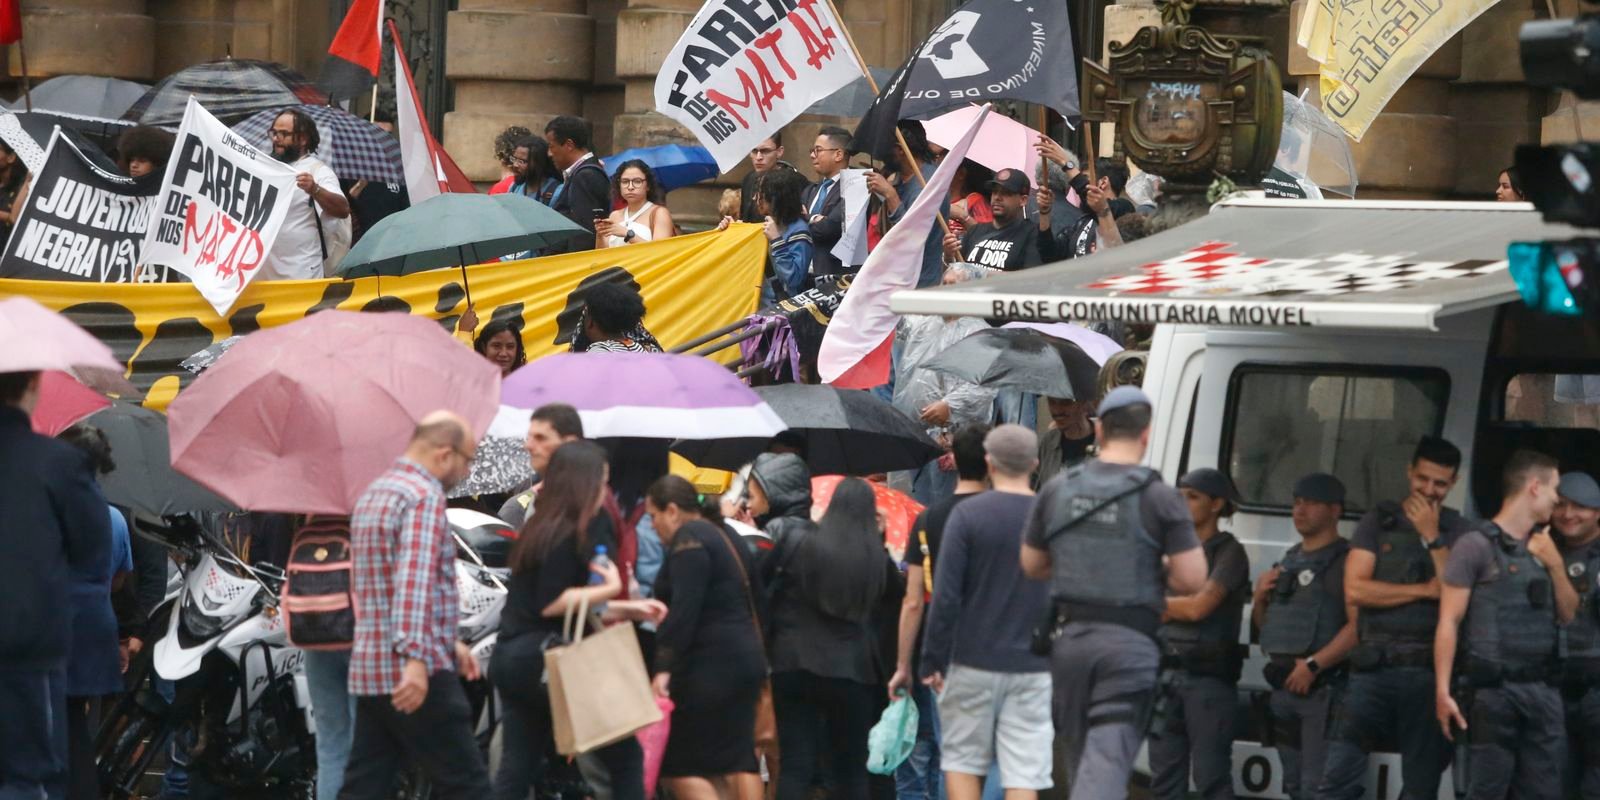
[1559,472,1600,509]
[1293,473,1346,505]
[988,168,1031,195]
[1096,385,1151,417]
[1178,468,1236,502]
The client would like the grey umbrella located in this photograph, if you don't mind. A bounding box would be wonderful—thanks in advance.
[86,401,236,516]
[10,75,150,119]
[922,328,1102,400]
[805,67,895,118]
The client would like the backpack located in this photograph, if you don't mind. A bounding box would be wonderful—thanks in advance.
[305,158,352,276]
[281,515,356,650]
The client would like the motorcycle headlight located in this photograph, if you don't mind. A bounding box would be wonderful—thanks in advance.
[179,588,252,640]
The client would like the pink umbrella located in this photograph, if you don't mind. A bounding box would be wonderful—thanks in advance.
[168,310,501,515]
[30,371,112,436]
[0,296,135,395]
[922,105,1041,180]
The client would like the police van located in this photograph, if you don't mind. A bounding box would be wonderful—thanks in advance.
[892,198,1600,799]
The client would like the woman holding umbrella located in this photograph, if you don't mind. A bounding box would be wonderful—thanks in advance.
[596,160,675,249]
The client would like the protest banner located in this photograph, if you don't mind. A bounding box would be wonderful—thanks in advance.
[0,130,161,282]
[5,225,768,411]
[1297,0,1495,141]
[142,97,300,315]
[654,0,866,172]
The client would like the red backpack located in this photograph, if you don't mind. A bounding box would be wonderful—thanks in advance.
[281,515,355,650]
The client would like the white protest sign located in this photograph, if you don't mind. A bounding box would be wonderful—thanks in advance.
[141,98,299,315]
[654,0,865,172]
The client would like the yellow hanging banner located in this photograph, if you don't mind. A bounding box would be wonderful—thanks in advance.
[0,225,767,410]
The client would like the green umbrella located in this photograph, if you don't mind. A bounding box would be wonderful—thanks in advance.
[336,192,589,303]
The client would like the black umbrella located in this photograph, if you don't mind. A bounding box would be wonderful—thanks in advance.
[123,59,329,126]
[922,328,1101,400]
[86,402,236,516]
[670,384,943,475]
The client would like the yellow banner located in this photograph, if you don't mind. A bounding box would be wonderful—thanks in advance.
[0,225,767,410]
[1298,0,1495,141]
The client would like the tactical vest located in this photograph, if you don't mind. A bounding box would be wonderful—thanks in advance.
[1561,540,1600,663]
[1358,501,1441,652]
[1164,532,1246,678]
[1259,540,1350,658]
[1463,525,1557,678]
[1045,464,1165,611]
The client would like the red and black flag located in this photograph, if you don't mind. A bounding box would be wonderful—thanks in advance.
[318,0,384,100]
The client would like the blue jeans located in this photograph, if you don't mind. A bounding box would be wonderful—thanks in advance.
[910,458,956,509]
[895,684,942,800]
[303,649,356,800]
[153,677,189,798]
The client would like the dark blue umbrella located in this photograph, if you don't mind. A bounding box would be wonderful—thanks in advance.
[603,143,718,192]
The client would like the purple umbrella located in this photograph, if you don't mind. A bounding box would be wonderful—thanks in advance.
[501,352,786,440]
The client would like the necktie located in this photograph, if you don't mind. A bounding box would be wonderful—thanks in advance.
[810,178,834,216]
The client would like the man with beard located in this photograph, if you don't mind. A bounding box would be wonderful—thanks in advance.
[261,107,349,280]
[1553,472,1600,799]
[942,169,1040,271]
[1034,397,1094,488]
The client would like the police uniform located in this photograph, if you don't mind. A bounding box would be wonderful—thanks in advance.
[1317,501,1468,799]
[1446,522,1566,800]
[1023,387,1201,800]
[1258,534,1350,800]
[1558,472,1600,799]
[1149,468,1249,800]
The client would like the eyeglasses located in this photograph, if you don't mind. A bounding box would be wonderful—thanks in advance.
[509,157,529,167]
[751,147,778,156]
[809,147,842,155]
[269,130,296,140]
[619,178,647,187]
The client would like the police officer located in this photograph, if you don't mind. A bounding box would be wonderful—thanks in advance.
[1317,436,1471,799]
[1554,471,1600,798]
[1435,449,1574,800]
[1149,468,1250,800]
[1020,386,1208,800]
[1252,473,1357,800]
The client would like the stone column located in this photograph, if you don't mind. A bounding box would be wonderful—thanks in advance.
[442,0,595,182]
[1450,0,1545,198]
[10,0,155,80]
[149,0,235,78]
[1286,0,1461,199]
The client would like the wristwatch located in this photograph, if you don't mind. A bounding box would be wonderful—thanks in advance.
[1305,657,1322,675]
[1425,536,1447,551]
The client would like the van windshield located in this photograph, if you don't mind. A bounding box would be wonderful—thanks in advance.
[1224,367,1450,514]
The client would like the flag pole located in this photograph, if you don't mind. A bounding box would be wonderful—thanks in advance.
[17,38,31,112]
[822,0,951,237]
[369,83,378,123]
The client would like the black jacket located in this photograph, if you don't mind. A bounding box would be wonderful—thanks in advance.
[0,405,111,669]
[802,178,850,277]
[549,155,612,254]
[751,452,814,560]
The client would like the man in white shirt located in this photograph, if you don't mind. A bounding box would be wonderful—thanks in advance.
[261,108,350,280]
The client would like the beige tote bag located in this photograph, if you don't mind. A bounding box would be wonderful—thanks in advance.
[545,595,663,755]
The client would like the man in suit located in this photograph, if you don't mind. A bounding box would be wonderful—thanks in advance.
[0,370,111,799]
[803,126,854,279]
[544,115,611,254]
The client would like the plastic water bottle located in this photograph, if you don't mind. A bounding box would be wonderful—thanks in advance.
[589,545,611,585]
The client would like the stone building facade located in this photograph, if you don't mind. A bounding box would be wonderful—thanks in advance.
[6,0,1596,220]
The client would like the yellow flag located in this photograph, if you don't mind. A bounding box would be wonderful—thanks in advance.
[0,225,767,410]
[1297,0,1495,141]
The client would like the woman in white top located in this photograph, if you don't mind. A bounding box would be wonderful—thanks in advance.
[595,160,675,249]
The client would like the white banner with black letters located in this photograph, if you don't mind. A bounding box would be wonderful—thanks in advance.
[141,98,299,315]
[654,0,866,172]
[0,130,162,282]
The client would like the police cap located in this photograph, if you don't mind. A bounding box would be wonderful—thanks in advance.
[1096,385,1152,418]
[1559,472,1600,510]
[1293,473,1346,505]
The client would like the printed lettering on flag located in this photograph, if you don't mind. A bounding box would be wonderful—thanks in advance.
[141,98,299,315]
[654,0,865,172]
[0,130,168,282]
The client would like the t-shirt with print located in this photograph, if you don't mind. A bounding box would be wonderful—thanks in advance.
[261,154,341,281]
[1023,460,1200,612]
[960,216,1041,271]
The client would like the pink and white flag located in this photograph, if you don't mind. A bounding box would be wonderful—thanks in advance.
[818,104,992,389]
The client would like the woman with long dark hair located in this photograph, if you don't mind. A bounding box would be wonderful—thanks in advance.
[646,475,767,800]
[489,441,666,800]
[758,168,813,303]
[596,159,675,248]
[472,317,526,376]
[756,469,897,800]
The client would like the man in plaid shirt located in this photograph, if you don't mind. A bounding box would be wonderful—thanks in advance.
[339,411,492,798]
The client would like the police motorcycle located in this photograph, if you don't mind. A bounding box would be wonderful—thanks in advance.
[97,513,316,799]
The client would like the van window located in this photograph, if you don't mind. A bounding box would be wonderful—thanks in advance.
[1503,374,1600,428]
[1222,367,1450,514]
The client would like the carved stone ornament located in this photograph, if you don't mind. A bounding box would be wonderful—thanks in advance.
[1082,22,1282,188]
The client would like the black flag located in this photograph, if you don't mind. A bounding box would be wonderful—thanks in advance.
[854,0,1079,160]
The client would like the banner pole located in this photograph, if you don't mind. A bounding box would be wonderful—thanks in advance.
[17,38,31,112]
[822,0,951,238]
[369,83,378,123]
